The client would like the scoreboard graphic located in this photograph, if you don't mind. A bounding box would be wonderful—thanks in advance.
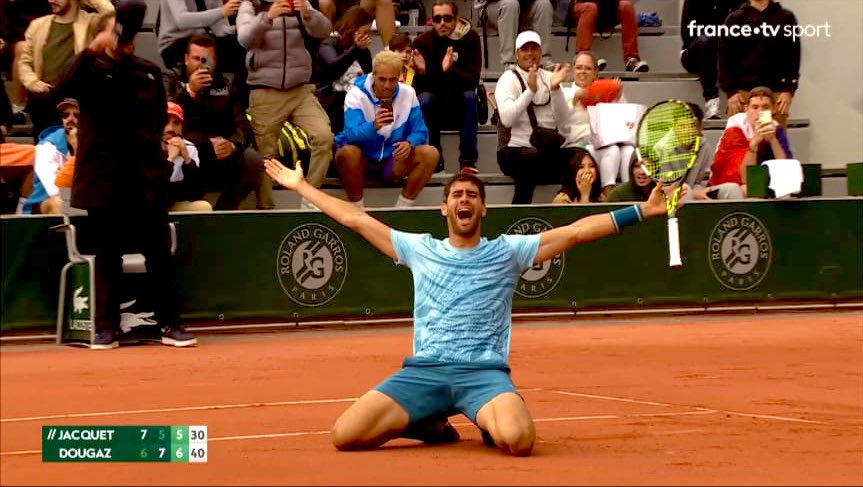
[42,426,207,463]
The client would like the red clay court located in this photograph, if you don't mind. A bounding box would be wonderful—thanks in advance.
[1,310,861,485]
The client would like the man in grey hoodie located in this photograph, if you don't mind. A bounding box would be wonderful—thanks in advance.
[237,0,333,206]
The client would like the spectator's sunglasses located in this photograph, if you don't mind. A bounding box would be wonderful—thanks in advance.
[432,14,455,23]
[61,110,79,119]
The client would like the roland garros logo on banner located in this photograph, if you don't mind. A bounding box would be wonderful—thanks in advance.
[708,212,772,291]
[506,217,564,298]
[277,223,348,307]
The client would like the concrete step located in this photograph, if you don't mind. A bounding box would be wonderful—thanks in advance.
[439,124,812,174]
[480,77,704,110]
[268,179,561,209]
[476,33,686,72]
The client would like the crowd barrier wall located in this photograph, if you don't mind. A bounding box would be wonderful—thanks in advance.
[2,199,862,332]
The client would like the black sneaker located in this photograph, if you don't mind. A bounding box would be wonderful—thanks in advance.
[402,415,460,444]
[624,58,649,73]
[161,325,197,347]
[480,428,496,448]
[91,329,119,350]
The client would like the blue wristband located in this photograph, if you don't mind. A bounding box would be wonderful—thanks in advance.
[610,204,644,232]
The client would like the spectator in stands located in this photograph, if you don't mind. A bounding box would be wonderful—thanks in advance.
[166,34,266,209]
[679,102,719,200]
[21,97,78,214]
[552,147,603,203]
[412,1,482,174]
[389,33,416,86]
[0,84,12,142]
[334,50,439,208]
[605,156,655,202]
[157,0,248,105]
[57,0,195,349]
[709,86,791,198]
[551,51,605,176]
[718,0,799,117]
[680,0,739,119]
[570,0,649,73]
[18,0,114,140]
[318,0,397,48]
[496,0,553,70]
[0,0,51,121]
[237,0,333,208]
[315,6,374,135]
[562,51,631,199]
[162,101,213,212]
[495,31,568,204]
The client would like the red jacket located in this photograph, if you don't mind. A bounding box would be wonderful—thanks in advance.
[710,114,792,186]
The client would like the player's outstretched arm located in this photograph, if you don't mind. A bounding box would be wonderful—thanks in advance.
[534,182,671,264]
[264,158,397,259]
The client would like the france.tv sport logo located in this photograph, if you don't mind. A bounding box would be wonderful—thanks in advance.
[686,21,832,41]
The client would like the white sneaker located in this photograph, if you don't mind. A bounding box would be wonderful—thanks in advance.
[370,20,401,31]
[596,58,607,72]
[705,97,721,119]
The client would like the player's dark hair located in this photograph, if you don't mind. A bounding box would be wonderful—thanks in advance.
[432,1,459,17]
[444,173,486,203]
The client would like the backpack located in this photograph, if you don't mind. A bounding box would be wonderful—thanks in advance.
[277,120,312,177]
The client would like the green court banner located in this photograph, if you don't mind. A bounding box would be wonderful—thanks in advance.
[2,199,862,332]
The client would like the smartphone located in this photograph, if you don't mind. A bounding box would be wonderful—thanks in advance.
[380,98,393,112]
[759,109,773,125]
[199,57,211,71]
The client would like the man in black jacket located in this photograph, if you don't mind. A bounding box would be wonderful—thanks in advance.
[680,0,740,119]
[718,0,800,117]
[412,1,482,173]
[165,34,266,210]
[58,0,196,349]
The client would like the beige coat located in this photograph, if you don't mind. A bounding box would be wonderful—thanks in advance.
[18,0,115,92]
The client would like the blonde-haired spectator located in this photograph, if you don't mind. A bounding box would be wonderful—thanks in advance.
[330,49,439,208]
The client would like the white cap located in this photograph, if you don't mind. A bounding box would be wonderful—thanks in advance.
[515,30,542,50]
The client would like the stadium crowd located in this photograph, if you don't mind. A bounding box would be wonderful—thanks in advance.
[0,0,803,215]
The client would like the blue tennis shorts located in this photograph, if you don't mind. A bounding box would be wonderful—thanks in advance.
[374,356,518,423]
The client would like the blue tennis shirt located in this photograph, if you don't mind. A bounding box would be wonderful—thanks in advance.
[390,230,541,364]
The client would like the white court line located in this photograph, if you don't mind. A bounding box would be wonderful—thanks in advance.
[0,398,358,424]
[538,388,863,428]
[1,392,544,424]
[0,410,717,457]
[540,389,699,409]
[211,431,331,441]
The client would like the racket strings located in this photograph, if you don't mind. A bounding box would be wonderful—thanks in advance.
[636,101,701,184]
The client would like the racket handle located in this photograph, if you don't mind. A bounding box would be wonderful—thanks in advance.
[667,217,683,267]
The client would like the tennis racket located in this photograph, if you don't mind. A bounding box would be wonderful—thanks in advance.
[635,100,701,267]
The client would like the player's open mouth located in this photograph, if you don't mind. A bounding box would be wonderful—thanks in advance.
[456,208,472,221]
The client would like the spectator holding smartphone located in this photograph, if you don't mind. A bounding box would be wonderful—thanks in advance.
[165,34,266,209]
[710,86,791,198]
[157,0,249,105]
[333,50,439,208]
[237,0,333,207]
